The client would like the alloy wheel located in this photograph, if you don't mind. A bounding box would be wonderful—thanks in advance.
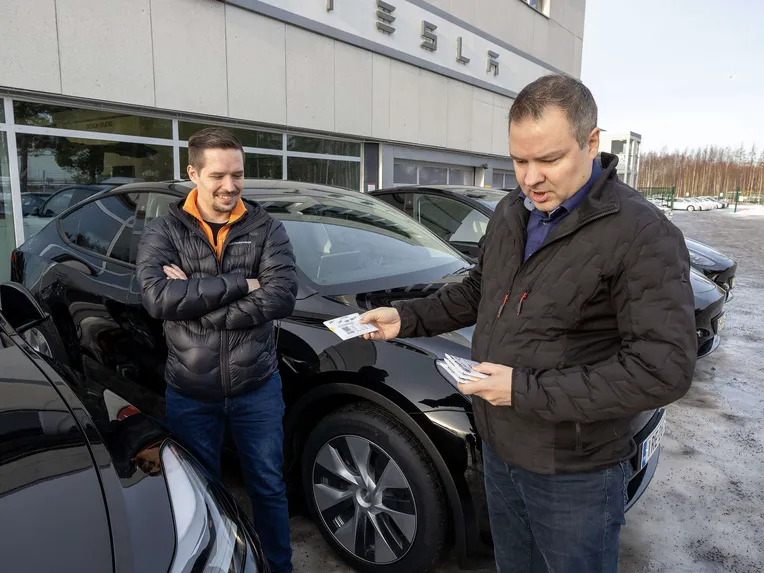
[312,435,417,565]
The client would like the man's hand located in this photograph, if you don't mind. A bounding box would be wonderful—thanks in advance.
[458,362,513,406]
[359,307,401,340]
[246,278,261,293]
[163,264,187,280]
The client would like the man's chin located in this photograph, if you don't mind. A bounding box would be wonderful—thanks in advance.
[213,203,236,213]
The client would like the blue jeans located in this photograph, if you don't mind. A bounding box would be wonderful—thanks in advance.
[483,442,628,573]
[165,372,292,573]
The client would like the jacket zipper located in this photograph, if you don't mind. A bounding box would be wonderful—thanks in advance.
[575,422,582,451]
[502,208,620,319]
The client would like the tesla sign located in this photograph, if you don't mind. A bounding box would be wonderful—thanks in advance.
[222,0,553,96]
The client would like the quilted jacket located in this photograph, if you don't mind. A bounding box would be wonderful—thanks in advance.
[136,194,297,402]
[395,153,697,474]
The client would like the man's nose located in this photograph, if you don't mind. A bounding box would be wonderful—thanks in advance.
[524,163,545,188]
[222,175,237,191]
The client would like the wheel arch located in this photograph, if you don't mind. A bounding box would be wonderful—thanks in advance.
[284,382,473,565]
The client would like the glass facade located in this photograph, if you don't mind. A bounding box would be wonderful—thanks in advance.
[287,157,360,190]
[0,96,364,256]
[14,102,172,139]
[0,132,14,282]
[393,161,475,186]
[178,121,282,150]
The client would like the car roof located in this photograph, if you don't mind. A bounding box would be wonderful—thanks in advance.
[373,185,509,202]
[104,179,365,198]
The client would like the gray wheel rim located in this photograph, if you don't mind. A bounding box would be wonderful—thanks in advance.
[312,435,417,565]
[24,327,52,357]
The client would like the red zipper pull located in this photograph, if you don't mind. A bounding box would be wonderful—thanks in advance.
[516,292,528,315]
[497,294,509,318]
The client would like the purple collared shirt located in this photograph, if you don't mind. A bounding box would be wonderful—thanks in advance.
[523,160,602,262]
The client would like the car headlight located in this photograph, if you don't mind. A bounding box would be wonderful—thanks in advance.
[688,250,716,268]
[161,441,262,573]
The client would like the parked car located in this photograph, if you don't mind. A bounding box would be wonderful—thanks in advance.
[12,180,667,573]
[0,282,268,573]
[371,185,727,359]
[672,197,705,211]
[685,237,737,301]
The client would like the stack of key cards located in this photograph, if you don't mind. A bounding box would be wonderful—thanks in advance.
[323,313,379,340]
[438,354,488,385]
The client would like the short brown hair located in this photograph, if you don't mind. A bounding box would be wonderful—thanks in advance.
[188,127,244,171]
[509,74,598,148]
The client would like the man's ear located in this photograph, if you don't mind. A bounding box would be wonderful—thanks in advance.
[588,127,600,160]
[187,164,198,185]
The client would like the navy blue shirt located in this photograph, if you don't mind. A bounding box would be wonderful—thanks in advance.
[523,159,602,261]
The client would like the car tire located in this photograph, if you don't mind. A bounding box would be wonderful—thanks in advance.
[687,205,695,211]
[302,403,447,573]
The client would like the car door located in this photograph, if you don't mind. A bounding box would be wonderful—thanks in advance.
[122,190,180,404]
[50,193,146,390]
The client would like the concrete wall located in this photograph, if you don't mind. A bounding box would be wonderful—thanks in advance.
[424,0,585,76]
[0,0,584,158]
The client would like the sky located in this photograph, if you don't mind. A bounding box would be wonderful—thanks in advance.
[581,0,764,153]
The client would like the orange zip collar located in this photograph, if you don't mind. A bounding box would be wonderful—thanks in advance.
[183,188,247,258]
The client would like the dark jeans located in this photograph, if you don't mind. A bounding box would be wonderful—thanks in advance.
[165,372,292,573]
[483,441,629,573]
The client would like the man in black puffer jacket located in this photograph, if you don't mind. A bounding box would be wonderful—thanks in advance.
[136,128,297,573]
[360,76,696,572]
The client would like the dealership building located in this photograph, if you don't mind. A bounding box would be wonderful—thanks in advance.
[0,0,586,280]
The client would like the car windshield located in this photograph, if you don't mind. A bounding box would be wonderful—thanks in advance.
[250,190,469,290]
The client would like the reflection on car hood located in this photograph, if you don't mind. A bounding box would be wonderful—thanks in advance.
[685,238,735,269]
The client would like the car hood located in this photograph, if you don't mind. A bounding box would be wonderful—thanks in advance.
[685,237,735,271]
[0,343,115,573]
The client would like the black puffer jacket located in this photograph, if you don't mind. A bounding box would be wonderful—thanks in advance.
[395,154,697,474]
[136,197,297,402]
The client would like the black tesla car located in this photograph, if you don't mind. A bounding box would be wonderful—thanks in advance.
[372,184,728,359]
[0,283,268,573]
[11,180,666,573]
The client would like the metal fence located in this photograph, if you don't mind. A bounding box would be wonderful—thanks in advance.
[638,186,675,209]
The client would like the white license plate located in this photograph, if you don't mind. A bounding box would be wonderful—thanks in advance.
[638,416,666,470]
[717,313,726,332]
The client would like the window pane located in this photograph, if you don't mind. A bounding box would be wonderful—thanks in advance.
[448,168,473,186]
[17,134,172,238]
[178,121,282,150]
[0,133,14,282]
[503,173,518,189]
[179,147,188,177]
[393,163,417,185]
[611,140,626,155]
[492,172,504,189]
[287,136,360,157]
[245,154,282,179]
[287,158,360,190]
[414,194,488,244]
[61,195,136,263]
[0,104,5,123]
[419,166,447,185]
[13,102,172,139]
